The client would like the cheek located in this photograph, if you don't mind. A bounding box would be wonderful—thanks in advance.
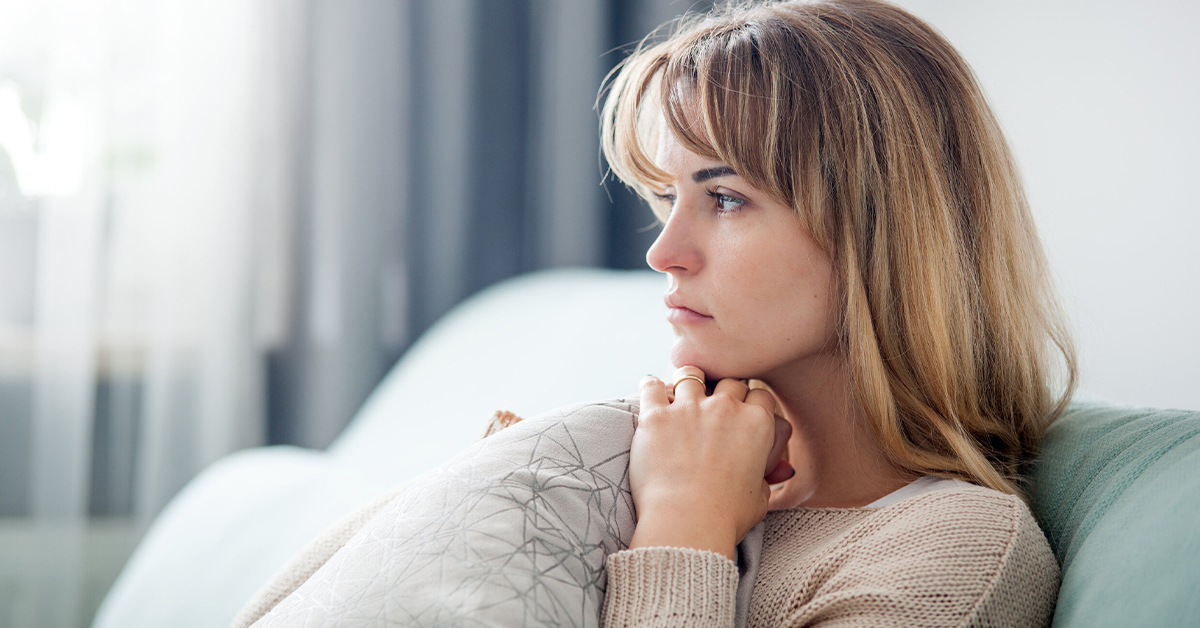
[724,241,838,352]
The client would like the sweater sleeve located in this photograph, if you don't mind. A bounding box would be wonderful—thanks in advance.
[602,547,740,628]
[962,502,1061,628]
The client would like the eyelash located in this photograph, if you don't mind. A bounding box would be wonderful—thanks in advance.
[653,189,746,215]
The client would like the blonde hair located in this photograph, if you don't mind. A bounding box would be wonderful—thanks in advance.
[600,0,1076,497]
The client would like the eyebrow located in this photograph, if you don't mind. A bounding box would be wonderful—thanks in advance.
[691,166,737,183]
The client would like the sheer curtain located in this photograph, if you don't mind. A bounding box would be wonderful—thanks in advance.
[0,0,290,624]
[0,0,688,625]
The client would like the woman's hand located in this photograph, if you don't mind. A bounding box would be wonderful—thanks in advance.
[627,366,793,559]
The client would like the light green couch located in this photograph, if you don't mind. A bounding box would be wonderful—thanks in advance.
[1030,403,1200,626]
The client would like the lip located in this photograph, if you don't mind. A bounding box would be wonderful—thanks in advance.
[664,293,713,325]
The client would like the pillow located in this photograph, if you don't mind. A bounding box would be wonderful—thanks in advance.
[246,399,761,628]
[1028,402,1200,627]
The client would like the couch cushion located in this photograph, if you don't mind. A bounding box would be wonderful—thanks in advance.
[1029,402,1200,627]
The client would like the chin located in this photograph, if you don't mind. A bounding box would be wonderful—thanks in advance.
[669,341,756,382]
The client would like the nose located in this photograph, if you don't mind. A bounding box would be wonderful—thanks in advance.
[646,208,702,275]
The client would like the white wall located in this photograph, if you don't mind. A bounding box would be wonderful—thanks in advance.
[895,0,1200,411]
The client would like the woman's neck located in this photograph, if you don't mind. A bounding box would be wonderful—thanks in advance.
[761,354,914,510]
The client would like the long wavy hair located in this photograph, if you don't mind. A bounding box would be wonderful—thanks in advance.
[600,0,1076,497]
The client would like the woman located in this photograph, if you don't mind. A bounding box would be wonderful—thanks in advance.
[598,0,1076,626]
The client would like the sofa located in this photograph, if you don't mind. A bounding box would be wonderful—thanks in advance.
[92,268,1200,628]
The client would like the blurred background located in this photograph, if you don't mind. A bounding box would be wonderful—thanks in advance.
[0,0,1196,626]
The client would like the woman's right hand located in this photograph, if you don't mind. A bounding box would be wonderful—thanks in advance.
[627,366,793,559]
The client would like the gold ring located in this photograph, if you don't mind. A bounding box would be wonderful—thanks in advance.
[672,374,706,392]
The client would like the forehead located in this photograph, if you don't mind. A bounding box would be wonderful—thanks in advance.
[654,115,728,177]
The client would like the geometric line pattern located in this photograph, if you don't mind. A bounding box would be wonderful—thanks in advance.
[256,399,639,628]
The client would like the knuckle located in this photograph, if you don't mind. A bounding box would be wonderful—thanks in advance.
[748,407,775,432]
[639,406,677,428]
[640,408,664,424]
[706,395,736,414]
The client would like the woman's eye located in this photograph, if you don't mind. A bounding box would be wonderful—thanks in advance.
[706,190,745,214]
[653,192,677,207]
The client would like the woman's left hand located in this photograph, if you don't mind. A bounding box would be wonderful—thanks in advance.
[627,366,793,560]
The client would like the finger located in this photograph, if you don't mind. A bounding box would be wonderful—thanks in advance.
[674,365,705,380]
[745,387,777,415]
[764,415,794,481]
[769,414,792,462]
[712,378,750,401]
[744,388,790,478]
[766,458,795,485]
[639,375,669,410]
[671,365,708,400]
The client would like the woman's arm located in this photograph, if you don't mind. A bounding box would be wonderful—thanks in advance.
[603,546,741,628]
[600,367,793,627]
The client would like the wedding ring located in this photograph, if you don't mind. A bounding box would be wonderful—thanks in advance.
[672,374,706,393]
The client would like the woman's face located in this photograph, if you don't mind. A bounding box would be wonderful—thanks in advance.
[648,128,840,383]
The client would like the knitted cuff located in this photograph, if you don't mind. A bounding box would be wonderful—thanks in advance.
[602,547,739,628]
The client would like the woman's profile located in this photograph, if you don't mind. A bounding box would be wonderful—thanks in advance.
[598,0,1075,625]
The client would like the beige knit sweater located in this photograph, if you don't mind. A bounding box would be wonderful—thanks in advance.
[602,486,1059,628]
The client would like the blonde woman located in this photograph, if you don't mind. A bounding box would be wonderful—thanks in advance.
[600,0,1076,625]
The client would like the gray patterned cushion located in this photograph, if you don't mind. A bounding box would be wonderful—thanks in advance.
[252,399,760,627]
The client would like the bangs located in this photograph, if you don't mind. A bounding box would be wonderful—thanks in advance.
[600,12,829,243]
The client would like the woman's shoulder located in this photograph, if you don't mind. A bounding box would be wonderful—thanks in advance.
[845,485,1058,588]
[757,486,1059,627]
[874,483,1047,541]
[877,485,1060,626]
[770,483,1049,547]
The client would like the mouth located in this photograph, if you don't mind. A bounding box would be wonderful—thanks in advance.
[664,293,713,324]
